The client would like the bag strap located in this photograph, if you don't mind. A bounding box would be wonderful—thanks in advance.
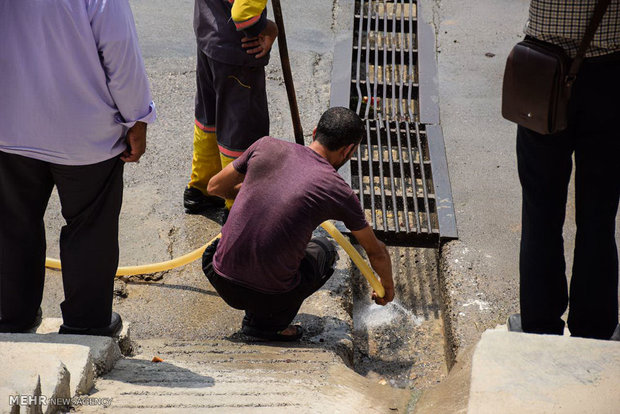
[567,0,613,86]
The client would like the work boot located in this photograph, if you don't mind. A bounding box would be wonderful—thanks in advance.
[59,312,123,337]
[183,186,225,214]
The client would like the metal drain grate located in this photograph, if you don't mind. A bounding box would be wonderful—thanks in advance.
[352,119,438,245]
[331,0,457,246]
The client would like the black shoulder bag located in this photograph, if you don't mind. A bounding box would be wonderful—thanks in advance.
[501,0,611,135]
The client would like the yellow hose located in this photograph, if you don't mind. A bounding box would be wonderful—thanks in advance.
[44,221,384,298]
[319,221,385,298]
[45,233,222,276]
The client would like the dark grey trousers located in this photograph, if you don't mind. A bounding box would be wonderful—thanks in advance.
[0,151,124,330]
[203,237,337,331]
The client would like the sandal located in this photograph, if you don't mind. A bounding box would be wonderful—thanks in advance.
[241,324,303,342]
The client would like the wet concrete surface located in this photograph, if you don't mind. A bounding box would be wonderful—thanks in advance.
[352,247,447,390]
[37,0,452,405]
[41,0,336,335]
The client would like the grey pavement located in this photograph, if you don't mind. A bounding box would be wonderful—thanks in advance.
[468,330,620,414]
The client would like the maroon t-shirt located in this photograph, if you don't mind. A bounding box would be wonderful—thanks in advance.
[212,137,368,293]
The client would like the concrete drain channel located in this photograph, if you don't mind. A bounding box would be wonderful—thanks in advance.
[331,0,457,391]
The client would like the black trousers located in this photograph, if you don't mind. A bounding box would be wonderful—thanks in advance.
[203,237,337,331]
[517,55,620,339]
[0,151,124,330]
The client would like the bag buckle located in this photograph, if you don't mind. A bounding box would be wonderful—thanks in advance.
[565,74,577,87]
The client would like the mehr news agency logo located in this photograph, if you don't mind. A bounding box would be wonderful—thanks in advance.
[9,395,112,408]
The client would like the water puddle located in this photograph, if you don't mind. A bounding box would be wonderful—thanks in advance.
[355,300,426,330]
[350,246,448,390]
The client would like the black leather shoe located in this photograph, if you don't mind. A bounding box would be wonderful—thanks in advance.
[0,307,42,333]
[507,313,523,332]
[184,187,225,214]
[221,208,230,224]
[241,324,303,342]
[59,312,122,337]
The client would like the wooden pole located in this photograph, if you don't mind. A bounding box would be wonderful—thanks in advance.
[271,0,304,145]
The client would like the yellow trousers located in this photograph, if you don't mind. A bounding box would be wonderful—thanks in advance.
[188,125,236,210]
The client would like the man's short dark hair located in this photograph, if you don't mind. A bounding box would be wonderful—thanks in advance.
[315,107,364,151]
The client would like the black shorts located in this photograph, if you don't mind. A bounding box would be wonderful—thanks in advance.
[195,48,269,157]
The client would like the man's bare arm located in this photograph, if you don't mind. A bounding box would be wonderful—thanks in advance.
[207,162,245,200]
[351,225,395,305]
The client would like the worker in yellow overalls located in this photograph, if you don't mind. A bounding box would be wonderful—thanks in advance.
[184,0,278,216]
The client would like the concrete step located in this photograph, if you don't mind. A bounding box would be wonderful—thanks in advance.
[414,328,620,414]
[34,317,133,357]
[77,339,412,413]
[0,318,130,414]
[468,330,620,414]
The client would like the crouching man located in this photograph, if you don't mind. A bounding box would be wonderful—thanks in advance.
[203,107,394,341]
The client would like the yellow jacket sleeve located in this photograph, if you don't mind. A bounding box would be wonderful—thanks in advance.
[231,0,268,35]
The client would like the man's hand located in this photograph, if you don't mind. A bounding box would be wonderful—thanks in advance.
[241,20,278,59]
[121,121,147,162]
[372,284,395,306]
[351,225,395,306]
[208,162,245,200]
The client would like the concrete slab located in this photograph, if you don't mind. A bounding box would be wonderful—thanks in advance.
[35,318,133,357]
[76,339,412,413]
[0,333,121,376]
[0,387,19,414]
[1,343,71,414]
[468,330,620,414]
[0,340,87,396]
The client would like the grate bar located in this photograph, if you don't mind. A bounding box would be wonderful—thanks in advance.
[413,123,433,231]
[404,123,421,233]
[385,121,400,233]
[366,119,377,227]
[375,118,388,229]
[394,123,412,233]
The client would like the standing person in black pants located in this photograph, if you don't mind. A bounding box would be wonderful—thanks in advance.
[0,0,156,336]
[509,0,620,340]
[183,0,278,216]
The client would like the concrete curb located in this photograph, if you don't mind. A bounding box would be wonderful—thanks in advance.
[0,319,128,414]
[35,318,133,359]
[468,330,620,413]
[414,327,620,413]
[1,343,71,414]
